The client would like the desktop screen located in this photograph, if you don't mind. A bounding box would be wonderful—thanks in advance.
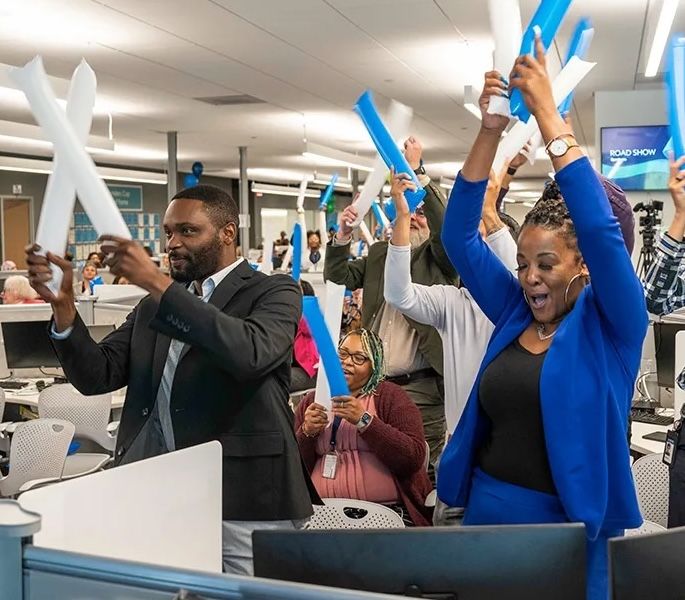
[600,125,670,191]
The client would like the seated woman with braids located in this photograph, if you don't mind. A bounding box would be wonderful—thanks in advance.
[294,328,433,526]
[436,36,648,600]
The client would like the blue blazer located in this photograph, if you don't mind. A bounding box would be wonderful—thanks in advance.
[437,157,648,539]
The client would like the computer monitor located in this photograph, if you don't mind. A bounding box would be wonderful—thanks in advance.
[609,526,685,599]
[1,321,116,370]
[1,320,61,369]
[654,322,685,388]
[253,524,587,600]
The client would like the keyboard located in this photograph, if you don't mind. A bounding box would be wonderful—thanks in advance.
[630,408,674,426]
[0,380,29,390]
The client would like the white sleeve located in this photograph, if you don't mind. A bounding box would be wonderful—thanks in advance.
[384,243,448,331]
[485,226,518,274]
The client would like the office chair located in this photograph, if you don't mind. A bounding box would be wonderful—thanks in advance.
[307,498,405,529]
[631,453,669,528]
[0,418,74,497]
[38,385,116,479]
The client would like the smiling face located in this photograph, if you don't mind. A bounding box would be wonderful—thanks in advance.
[163,198,236,283]
[409,207,430,248]
[516,225,588,324]
[338,332,373,394]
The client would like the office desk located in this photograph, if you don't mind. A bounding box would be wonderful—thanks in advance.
[2,380,125,411]
[630,421,670,456]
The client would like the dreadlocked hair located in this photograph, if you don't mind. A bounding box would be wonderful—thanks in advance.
[339,328,386,395]
[523,196,579,254]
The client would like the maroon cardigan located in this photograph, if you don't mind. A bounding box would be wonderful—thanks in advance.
[294,380,433,526]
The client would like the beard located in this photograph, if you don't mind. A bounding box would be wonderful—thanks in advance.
[169,234,223,283]
[409,228,429,249]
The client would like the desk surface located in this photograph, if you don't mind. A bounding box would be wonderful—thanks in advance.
[2,380,125,409]
[631,420,671,455]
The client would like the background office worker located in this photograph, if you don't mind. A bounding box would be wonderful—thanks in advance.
[25,184,319,576]
[324,136,458,479]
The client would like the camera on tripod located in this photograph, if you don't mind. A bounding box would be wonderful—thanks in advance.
[634,201,663,236]
[634,200,664,280]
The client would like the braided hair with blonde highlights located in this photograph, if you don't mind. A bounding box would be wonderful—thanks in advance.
[339,328,385,395]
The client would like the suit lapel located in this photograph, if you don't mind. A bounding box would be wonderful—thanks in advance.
[176,260,255,364]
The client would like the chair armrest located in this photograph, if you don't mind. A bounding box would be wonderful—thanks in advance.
[4,422,19,434]
[18,477,61,494]
[0,421,15,435]
[106,421,120,434]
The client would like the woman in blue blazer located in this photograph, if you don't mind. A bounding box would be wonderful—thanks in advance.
[437,37,648,599]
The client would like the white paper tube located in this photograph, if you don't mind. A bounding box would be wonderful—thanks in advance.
[487,0,522,118]
[526,130,544,166]
[358,221,375,246]
[351,99,412,226]
[296,179,308,212]
[258,239,273,274]
[10,57,130,240]
[313,281,346,413]
[318,210,328,264]
[35,60,96,293]
[280,243,293,273]
[492,57,596,172]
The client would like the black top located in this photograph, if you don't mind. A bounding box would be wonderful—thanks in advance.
[477,340,557,495]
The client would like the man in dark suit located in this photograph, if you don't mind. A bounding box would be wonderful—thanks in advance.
[25,184,318,575]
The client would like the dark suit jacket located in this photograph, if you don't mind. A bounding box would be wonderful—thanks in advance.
[323,181,458,375]
[51,261,319,521]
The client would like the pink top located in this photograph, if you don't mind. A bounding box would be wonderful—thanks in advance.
[310,395,400,503]
[293,318,319,377]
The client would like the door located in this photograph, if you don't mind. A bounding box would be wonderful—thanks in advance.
[1,196,33,267]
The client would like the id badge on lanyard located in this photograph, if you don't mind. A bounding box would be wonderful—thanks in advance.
[321,417,342,480]
[664,418,682,467]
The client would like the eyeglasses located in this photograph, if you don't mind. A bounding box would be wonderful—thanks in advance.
[414,207,426,217]
[338,348,370,366]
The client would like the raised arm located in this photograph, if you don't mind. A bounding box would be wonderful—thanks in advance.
[383,171,448,329]
[323,204,367,291]
[403,137,457,279]
[440,72,522,325]
[511,35,648,348]
[644,157,685,315]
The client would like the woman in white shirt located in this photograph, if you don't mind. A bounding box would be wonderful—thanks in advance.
[383,170,518,434]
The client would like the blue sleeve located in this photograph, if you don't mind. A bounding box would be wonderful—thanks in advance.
[441,174,521,325]
[555,158,648,349]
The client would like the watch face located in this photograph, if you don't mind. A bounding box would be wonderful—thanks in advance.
[549,139,568,157]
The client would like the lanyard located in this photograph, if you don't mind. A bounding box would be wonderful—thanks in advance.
[329,416,343,451]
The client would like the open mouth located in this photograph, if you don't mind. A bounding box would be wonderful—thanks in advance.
[529,293,549,310]
[342,367,353,376]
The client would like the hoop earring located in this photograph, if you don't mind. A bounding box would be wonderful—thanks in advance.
[523,288,530,307]
[564,273,585,307]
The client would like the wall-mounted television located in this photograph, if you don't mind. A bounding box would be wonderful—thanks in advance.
[600,125,670,191]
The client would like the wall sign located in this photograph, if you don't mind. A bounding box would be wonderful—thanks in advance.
[107,184,143,211]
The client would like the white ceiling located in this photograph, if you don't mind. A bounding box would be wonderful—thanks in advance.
[0,0,682,191]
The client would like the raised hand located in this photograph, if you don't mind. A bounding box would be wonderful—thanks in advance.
[669,155,685,213]
[479,70,510,133]
[403,136,422,170]
[509,35,555,119]
[389,169,415,217]
[337,205,359,240]
[25,244,75,305]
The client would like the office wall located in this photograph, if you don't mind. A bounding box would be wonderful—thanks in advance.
[0,168,240,259]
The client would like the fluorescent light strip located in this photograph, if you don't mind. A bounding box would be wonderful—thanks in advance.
[645,0,679,77]
[251,182,321,198]
[0,156,167,184]
[312,177,353,190]
[464,102,482,120]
